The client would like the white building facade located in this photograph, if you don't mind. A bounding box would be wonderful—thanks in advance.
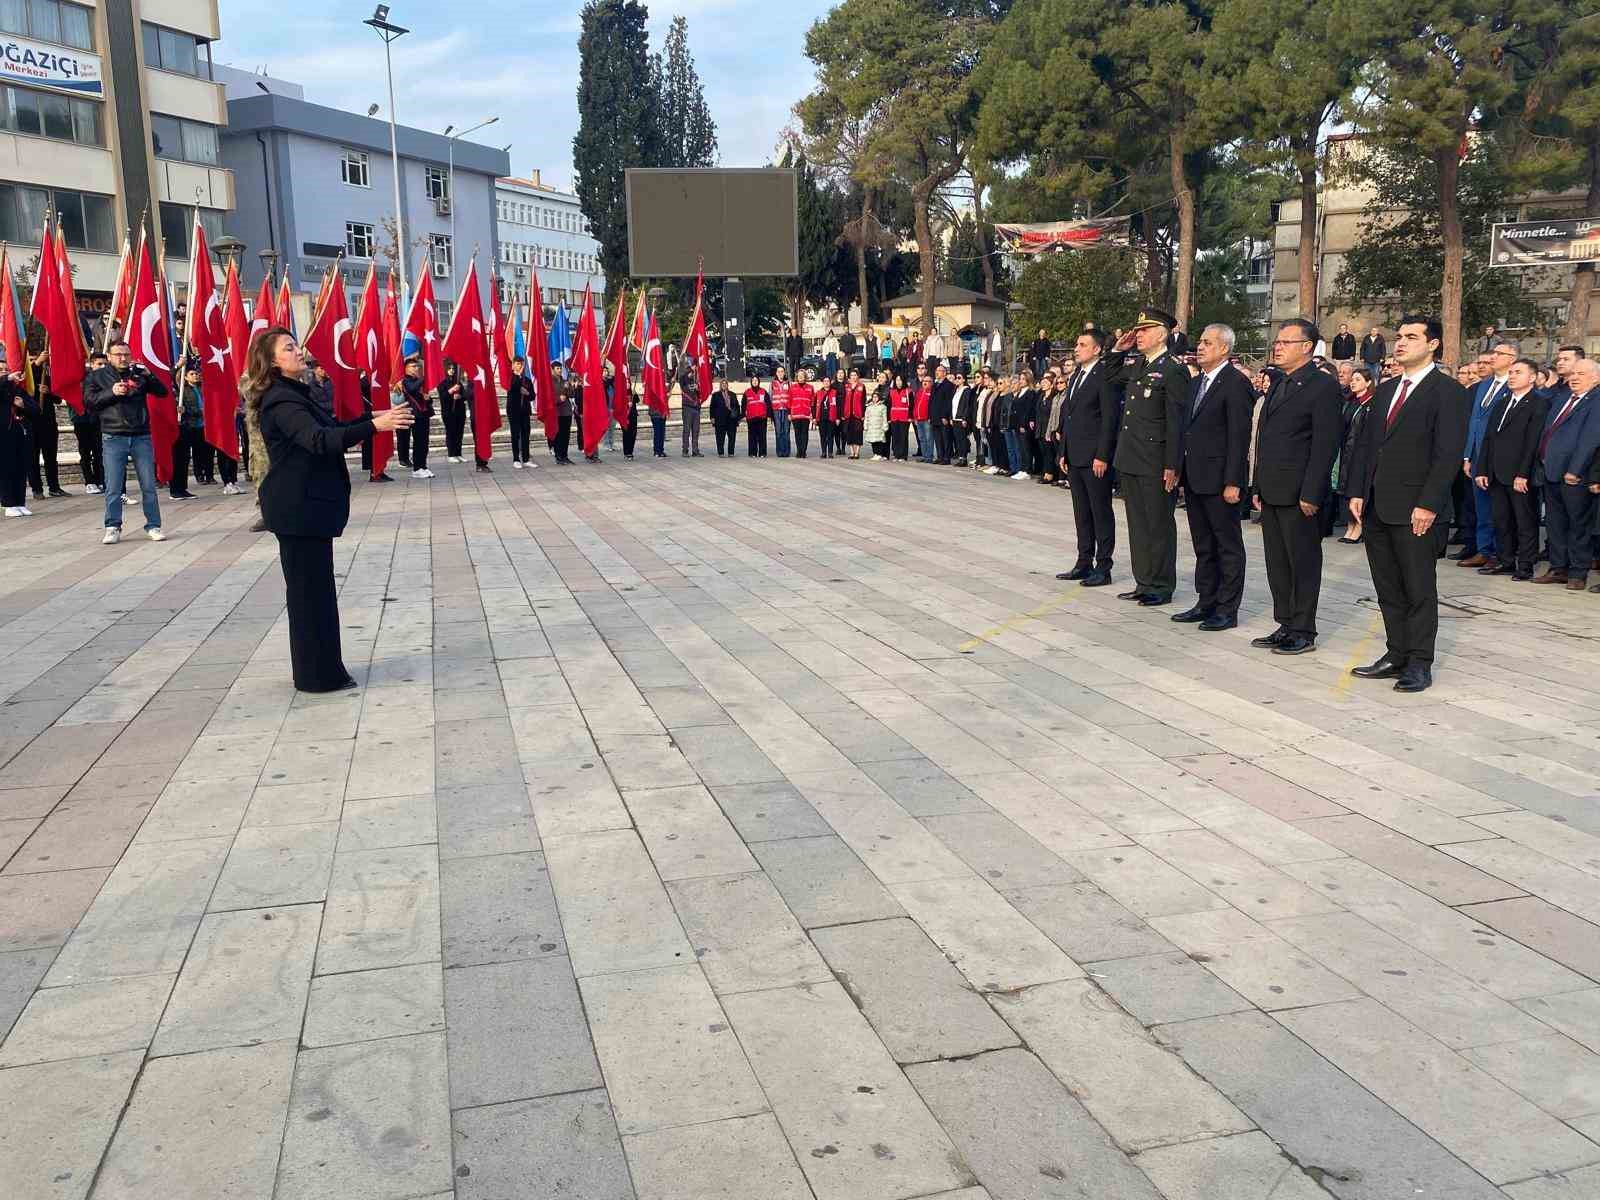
[495,172,604,310]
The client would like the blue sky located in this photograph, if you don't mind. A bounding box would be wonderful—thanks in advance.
[214,0,818,190]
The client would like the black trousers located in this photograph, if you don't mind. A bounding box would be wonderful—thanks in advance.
[443,401,466,457]
[932,423,950,463]
[396,426,410,465]
[28,410,59,494]
[1185,489,1246,617]
[509,405,532,462]
[818,419,836,457]
[714,420,737,455]
[360,431,373,472]
[1364,517,1445,666]
[193,432,215,482]
[747,417,767,456]
[1121,471,1177,597]
[0,424,28,506]
[73,419,103,487]
[890,422,909,460]
[171,427,207,494]
[1067,465,1115,571]
[555,413,573,462]
[1489,481,1538,573]
[1546,481,1596,578]
[622,410,638,457]
[277,534,349,692]
[411,413,431,470]
[218,453,238,485]
[793,418,811,458]
[950,424,970,462]
[1451,471,1476,548]
[1260,501,1324,638]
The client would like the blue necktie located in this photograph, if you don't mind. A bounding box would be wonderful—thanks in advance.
[1191,373,1209,419]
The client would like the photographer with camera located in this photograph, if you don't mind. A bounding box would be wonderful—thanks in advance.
[85,340,168,544]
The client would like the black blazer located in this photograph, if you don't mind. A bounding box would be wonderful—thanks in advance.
[1061,360,1117,467]
[258,376,375,539]
[1472,389,1547,486]
[1347,366,1470,526]
[1251,362,1343,508]
[1181,363,1253,496]
[504,374,535,417]
[930,378,955,422]
[1330,333,1357,359]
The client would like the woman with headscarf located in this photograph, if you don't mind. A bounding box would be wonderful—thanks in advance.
[843,367,867,460]
[817,369,843,459]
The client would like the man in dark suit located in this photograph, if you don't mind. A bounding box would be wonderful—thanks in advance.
[1107,308,1189,606]
[1331,324,1357,361]
[929,363,955,464]
[1250,318,1343,655]
[1472,357,1547,580]
[1172,324,1253,631]
[1346,315,1471,693]
[1533,356,1600,590]
[1055,328,1119,587]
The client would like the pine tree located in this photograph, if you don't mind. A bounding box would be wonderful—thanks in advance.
[657,15,718,168]
[574,0,663,286]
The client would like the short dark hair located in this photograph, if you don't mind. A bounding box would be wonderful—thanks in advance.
[107,339,130,352]
[1557,344,1585,358]
[1513,357,1540,374]
[1397,314,1443,360]
[1281,318,1320,346]
[1079,327,1107,351]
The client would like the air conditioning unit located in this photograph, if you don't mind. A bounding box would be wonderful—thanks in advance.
[434,196,451,217]
[432,259,449,279]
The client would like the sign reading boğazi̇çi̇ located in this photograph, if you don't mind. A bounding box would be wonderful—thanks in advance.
[1490,218,1600,268]
[0,33,103,98]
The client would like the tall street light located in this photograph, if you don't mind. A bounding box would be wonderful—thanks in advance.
[365,5,409,302]
[442,116,498,299]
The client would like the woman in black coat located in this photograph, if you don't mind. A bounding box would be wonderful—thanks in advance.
[245,327,412,692]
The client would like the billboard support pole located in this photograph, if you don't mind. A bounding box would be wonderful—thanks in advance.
[722,277,745,383]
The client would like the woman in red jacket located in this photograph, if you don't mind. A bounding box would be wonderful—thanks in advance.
[742,378,770,457]
[788,368,816,458]
[886,372,912,461]
[843,367,867,460]
[817,369,843,459]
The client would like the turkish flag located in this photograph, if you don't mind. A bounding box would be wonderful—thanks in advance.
[404,266,445,391]
[489,272,514,393]
[526,268,557,442]
[107,234,134,339]
[603,286,630,426]
[628,288,648,352]
[643,310,668,417]
[250,272,276,345]
[222,260,250,414]
[127,229,178,483]
[49,225,90,414]
[442,259,498,462]
[354,264,384,388]
[683,272,712,402]
[186,217,240,459]
[575,286,608,457]
[371,271,401,476]
[304,272,363,421]
[276,276,295,338]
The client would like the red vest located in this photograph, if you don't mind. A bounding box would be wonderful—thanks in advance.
[844,385,866,420]
[889,388,911,421]
[744,387,768,419]
[913,385,932,421]
[821,387,841,421]
[770,380,790,410]
[788,383,815,420]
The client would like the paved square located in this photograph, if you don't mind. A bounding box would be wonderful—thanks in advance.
[2,455,1599,1199]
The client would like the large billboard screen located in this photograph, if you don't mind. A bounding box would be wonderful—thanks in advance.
[626,169,798,278]
[1490,218,1600,267]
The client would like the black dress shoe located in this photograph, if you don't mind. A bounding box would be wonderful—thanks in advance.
[1447,546,1475,560]
[1116,589,1150,601]
[1351,655,1403,680]
[1056,566,1091,581]
[1171,605,1210,623]
[1272,634,1316,655]
[47,488,69,498]
[1250,628,1288,648]
[1080,571,1112,587]
[1198,614,1237,632]
[1394,665,1432,693]
[1478,563,1513,575]
[1138,594,1172,607]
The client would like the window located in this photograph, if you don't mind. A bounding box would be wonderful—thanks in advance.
[142,22,206,77]
[156,203,222,257]
[345,221,374,258]
[424,166,449,201]
[0,0,91,48]
[3,85,101,145]
[0,184,112,251]
[150,113,217,165]
[341,149,369,188]
[429,233,452,278]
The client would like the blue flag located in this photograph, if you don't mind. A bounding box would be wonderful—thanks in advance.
[548,300,572,365]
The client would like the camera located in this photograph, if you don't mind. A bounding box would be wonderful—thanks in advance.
[127,363,148,378]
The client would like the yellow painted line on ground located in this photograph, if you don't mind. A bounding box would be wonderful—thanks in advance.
[1332,612,1387,696]
[959,589,1082,653]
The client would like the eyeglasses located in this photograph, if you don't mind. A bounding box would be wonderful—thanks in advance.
[1271,337,1310,347]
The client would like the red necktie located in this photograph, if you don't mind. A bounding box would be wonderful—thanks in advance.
[1385,379,1411,431]
[1539,397,1578,461]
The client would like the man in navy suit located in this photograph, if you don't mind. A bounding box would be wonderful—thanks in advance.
[1458,341,1515,569]
[1534,357,1600,591]
[1346,315,1470,693]
[1171,324,1253,631]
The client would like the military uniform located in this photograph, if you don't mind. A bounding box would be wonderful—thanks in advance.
[1108,309,1190,601]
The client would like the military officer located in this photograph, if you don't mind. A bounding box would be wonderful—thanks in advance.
[1107,308,1190,605]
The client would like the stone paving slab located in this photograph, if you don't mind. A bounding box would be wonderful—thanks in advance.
[4,457,1599,1198]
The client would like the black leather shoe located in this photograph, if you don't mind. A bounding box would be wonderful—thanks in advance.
[1117,589,1150,602]
[1351,656,1403,680]
[1138,594,1172,607]
[1199,614,1236,631]
[1446,546,1474,560]
[1478,563,1513,575]
[1394,665,1432,693]
[1056,566,1091,581]
[1080,571,1112,587]
[1272,634,1316,655]
[1250,628,1288,648]
[1171,605,1210,623]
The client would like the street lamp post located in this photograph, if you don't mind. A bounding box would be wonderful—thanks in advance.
[364,5,410,302]
[442,116,498,300]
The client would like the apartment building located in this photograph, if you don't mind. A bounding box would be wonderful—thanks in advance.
[496,172,604,311]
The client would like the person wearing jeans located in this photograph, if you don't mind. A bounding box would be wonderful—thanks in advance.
[84,341,166,543]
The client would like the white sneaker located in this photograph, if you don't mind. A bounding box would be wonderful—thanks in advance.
[17,506,32,516]
[102,527,120,543]
[83,483,100,495]
[447,456,463,464]
[147,528,166,542]
[222,482,241,495]
[512,460,524,470]
[3,507,20,517]
[523,460,537,468]
[1010,470,1029,480]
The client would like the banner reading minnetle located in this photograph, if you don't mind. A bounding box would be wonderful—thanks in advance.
[1489,219,1600,268]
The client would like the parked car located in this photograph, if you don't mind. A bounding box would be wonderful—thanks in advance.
[744,351,783,379]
